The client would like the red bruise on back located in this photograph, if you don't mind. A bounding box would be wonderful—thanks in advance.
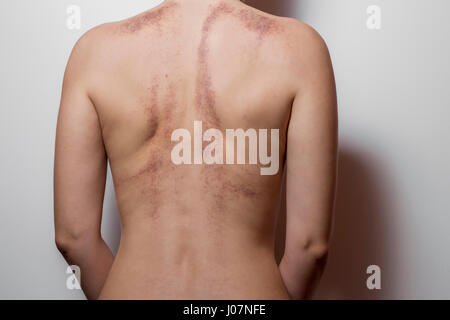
[195,3,235,129]
[195,2,283,129]
[194,2,281,212]
[141,80,177,175]
[117,77,180,218]
[115,1,283,214]
[120,1,178,33]
[236,8,281,40]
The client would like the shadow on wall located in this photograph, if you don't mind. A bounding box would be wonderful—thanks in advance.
[314,147,394,299]
[275,146,394,299]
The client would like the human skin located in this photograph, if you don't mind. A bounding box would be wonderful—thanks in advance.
[54,0,337,300]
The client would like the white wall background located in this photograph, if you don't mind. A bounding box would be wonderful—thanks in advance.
[0,0,449,299]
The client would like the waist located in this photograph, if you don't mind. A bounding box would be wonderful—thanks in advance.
[99,231,288,299]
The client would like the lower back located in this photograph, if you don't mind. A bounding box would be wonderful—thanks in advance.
[99,215,290,299]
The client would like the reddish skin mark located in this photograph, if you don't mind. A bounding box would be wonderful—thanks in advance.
[196,3,236,129]
[196,3,282,129]
[120,2,178,33]
[140,83,177,175]
[138,146,164,181]
[121,81,178,218]
[117,79,176,178]
[196,2,279,210]
[224,180,258,198]
[117,2,281,216]
[236,9,280,40]
[142,78,177,142]
[140,83,180,218]
[204,166,260,199]
[140,148,164,219]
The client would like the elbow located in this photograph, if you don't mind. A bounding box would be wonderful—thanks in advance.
[307,241,329,264]
[288,236,330,265]
[303,237,329,262]
[54,227,95,255]
[55,234,76,255]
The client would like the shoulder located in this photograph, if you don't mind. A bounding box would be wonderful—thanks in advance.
[272,17,334,90]
[281,18,331,69]
[243,8,332,73]
[68,21,119,63]
[64,21,122,84]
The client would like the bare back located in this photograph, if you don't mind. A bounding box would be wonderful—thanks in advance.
[74,0,311,299]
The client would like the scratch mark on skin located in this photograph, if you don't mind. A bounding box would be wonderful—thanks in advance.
[115,78,180,219]
[138,82,179,218]
[195,3,282,129]
[162,83,176,136]
[204,165,260,202]
[196,3,235,129]
[196,2,280,215]
[196,3,235,218]
[236,8,281,41]
[120,2,178,34]
[223,179,258,198]
[116,2,283,219]
[139,82,177,175]
[141,146,164,219]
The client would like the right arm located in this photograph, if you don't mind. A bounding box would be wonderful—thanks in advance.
[54,29,114,300]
